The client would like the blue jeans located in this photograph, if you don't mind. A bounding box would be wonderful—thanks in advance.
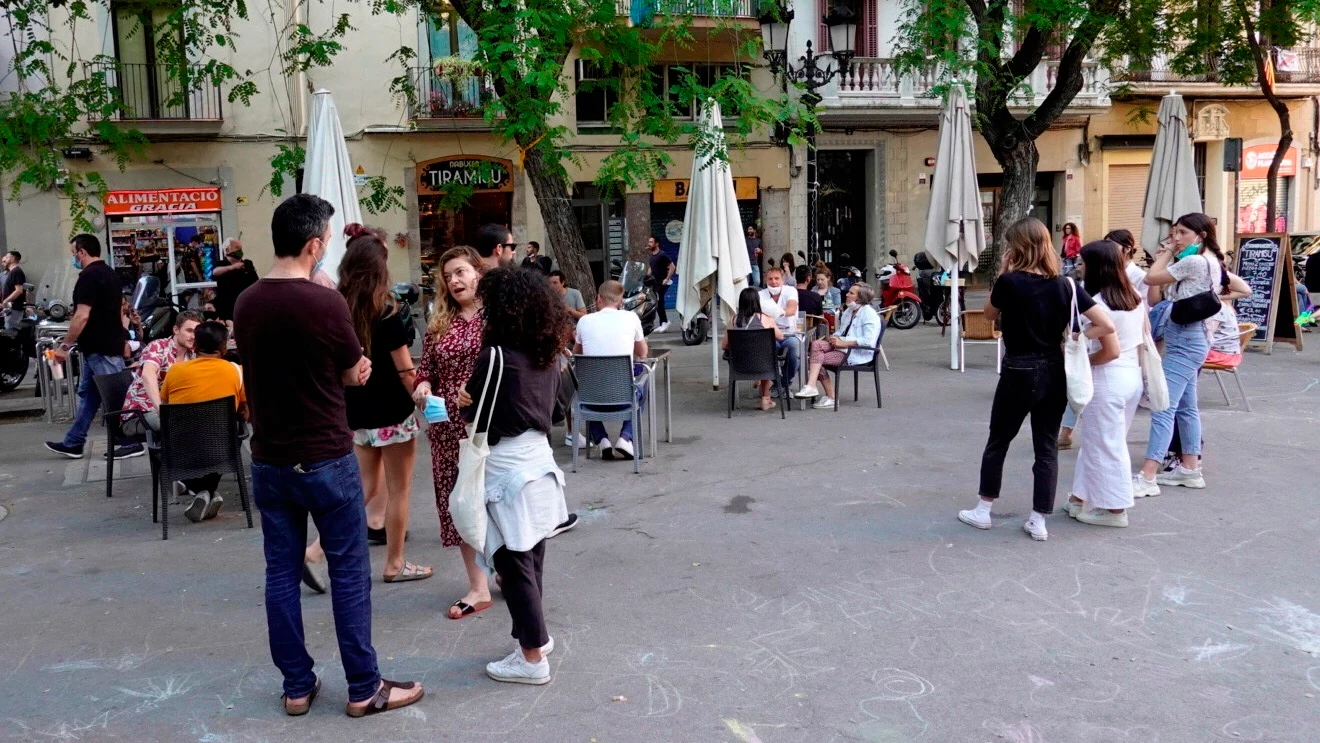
[250,452,380,702]
[1062,405,1078,430]
[62,354,126,447]
[749,264,762,287]
[777,336,801,389]
[588,363,647,444]
[1144,320,1209,463]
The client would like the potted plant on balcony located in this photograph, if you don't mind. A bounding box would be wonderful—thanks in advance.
[430,56,485,117]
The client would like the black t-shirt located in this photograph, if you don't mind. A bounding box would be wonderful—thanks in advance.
[234,278,362,465]
[72,261,126,356]
[214,260,258,320]
[345,309,417,431]
[463,346,559,446]
[3,265,26,311]
[797,286,823,317]
[521,255,551,274]
[648,251,672,282]
[990,271,1096,357]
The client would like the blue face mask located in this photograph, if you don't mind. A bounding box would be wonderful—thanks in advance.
[71,255,83,270]
[1177,243,1201,260]
[421,395,448,424]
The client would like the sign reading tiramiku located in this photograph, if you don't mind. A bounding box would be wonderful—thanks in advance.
[103,188,222,215]
[417,156,513,194]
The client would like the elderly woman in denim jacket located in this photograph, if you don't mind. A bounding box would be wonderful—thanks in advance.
[795,282,882,409]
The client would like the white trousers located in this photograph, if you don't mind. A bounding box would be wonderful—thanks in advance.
[1071,364,1142,510]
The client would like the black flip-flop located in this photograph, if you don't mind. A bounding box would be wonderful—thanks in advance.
[345,679,424,718]
[283,676,321,716]
[447,598,493,620]
[302,562,328,594]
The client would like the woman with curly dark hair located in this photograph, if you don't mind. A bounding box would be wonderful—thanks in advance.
[460,266,569,686]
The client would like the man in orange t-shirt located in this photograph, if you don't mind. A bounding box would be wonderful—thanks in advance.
[161,320,247,522]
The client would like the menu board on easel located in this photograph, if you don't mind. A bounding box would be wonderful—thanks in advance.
[1234,233,1302,354]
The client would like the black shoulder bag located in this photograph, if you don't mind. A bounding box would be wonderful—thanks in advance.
[1169,256,1221,325]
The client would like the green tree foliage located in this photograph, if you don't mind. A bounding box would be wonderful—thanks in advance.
[1162,0,1320,230]
[891,0,1149,268]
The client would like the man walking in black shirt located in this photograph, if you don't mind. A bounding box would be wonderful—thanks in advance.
[1,250,26,331]
[46,235,142,459]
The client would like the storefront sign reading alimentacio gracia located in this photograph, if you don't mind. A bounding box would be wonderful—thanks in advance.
[417,156,514,194]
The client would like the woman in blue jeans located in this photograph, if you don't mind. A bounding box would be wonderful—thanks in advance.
[1133,213,1228,496]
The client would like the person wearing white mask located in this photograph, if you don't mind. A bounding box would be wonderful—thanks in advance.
[795,283,881,409]
[758,267,801,395]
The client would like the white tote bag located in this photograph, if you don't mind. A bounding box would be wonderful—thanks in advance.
[1063,278,1093,414]
[1138,319,1170,411]
[449,346,504,553]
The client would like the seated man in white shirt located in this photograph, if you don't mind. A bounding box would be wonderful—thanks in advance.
[758,267,801,394]
[573,280,648,460]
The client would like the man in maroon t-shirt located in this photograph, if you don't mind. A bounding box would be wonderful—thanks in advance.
[233,193,423,717]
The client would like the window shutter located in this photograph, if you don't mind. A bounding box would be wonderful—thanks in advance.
[818,0,828,50]
[1107,164,1150,238]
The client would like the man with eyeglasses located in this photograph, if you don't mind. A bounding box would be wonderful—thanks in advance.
[475,224,517,271]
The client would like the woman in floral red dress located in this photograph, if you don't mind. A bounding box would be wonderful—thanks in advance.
[413,246,490,619]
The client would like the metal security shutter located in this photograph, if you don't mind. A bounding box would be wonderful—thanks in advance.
[1108,163,1150,235]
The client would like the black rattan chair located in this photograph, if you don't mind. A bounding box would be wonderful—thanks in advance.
[726,328,787,419]
[571,355,650,475]
[826,313,887,411]
[92,370,156,501]
[156,396,252,540]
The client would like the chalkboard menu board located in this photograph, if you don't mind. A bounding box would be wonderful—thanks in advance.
[1235,235,1282,342]
[1234,233,1302,353]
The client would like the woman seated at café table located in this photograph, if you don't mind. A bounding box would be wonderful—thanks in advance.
[722,287,783,412]
[794,283,881,409]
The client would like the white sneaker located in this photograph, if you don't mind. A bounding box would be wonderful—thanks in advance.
[1156,466,1206,489]
[486,649,550,685]
[1132,474,1161,498]
[184,491,209,523]
[613,438,635,460]
[1022,517,1048,541]
[958,508,992,530]
[655,322,669,333]
[597,437,614,460]
[812,396,835,409]
[564,432,587,448]
[1066,499,1084,519]
[1077,509,1129,528]
[795,385,820,399]
[202,490,224,520]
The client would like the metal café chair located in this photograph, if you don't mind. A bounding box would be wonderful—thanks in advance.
[825,312,887,411]
[155,396,253,540]
[959,309,1003,373]
[1200,322,1257,411]
[92,369,156,501]
[571,355,651,475]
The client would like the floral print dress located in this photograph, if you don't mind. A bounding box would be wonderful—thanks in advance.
[417,313,484,548]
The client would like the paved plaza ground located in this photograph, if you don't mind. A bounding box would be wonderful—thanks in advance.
[0,323,1317,743]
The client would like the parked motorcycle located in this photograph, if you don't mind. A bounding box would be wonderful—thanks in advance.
[681,296,712,346]
[912,250,942,323]
[0,283,39,392]
[875,250,923,330]
[391,282,421,347]
[612,260,660,336]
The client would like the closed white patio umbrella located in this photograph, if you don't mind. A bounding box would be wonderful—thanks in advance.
[1140,92,1202,256]
[675,99,752,389]
[304,89,362,284]
[922,83,984,370]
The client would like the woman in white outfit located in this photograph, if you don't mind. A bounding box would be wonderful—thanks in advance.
[1066,240,1146,527]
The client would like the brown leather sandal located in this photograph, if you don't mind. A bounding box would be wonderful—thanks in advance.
[345,679,424,718]
[283,676,321,716]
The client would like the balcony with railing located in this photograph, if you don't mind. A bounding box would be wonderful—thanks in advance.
[407,66,499,129]
[1114,43,1320,90]
[87,61,223,124]
[826,58,1107,119]
[622,0,758,28]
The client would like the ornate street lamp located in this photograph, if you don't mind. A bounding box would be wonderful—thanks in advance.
[759,0,857,264]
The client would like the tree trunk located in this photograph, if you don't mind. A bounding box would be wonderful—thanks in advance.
[980,137,1041,273]
[522,143,597,304]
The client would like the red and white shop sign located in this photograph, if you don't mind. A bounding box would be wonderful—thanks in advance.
[103,187,222,215]
[1241,144,1298,179]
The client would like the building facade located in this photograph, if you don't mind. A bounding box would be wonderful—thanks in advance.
[1,1,786,305]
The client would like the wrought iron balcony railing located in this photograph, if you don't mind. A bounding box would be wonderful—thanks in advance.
[87,61,223,121]
[407,66,498,121]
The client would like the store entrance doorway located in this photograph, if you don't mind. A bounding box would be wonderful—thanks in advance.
[817,150,869,273]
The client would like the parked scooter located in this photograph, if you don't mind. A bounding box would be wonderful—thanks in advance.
[681,296,712,346]
[874,250,923,330]
[912,250,943,323]
[391,282,421,347]
[0,283,39,392]
[612,259,661,336]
